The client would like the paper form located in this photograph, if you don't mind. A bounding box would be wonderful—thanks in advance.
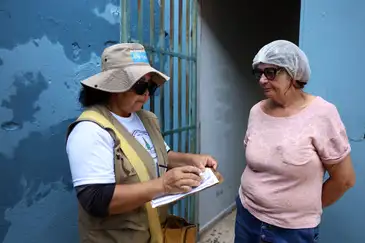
[151,168,219,208]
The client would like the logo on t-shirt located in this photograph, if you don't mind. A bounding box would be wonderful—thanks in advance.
[142,137,152,150]
[132,130,157,161]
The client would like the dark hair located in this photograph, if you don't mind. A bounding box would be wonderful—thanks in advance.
[284,79,307,95]
[282,68,307,89]
[78,85,112,108]
[295,80,307,89]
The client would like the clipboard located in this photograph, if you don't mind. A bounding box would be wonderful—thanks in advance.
[151,168,224,208]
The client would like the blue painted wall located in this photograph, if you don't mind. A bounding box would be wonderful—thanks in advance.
[0,0,121,242]
[300,0,365,242]
[0,0,187,241]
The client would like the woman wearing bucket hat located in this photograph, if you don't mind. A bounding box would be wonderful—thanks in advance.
[234,40,356,243]
[65,43,218,243]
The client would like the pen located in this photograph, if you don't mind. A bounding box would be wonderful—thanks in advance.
[158,164,169,169]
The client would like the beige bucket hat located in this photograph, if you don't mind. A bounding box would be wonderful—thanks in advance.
[81,43,170,92]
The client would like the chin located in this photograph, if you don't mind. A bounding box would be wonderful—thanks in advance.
[263,91,273,98]
[133,103,144,112]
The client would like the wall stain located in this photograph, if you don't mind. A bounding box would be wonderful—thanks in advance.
[72,42,81,61]
[0,118,75,242]
[1,72,48,126]
[0,0,120,64]
[1,121,21,131]
[32,40,39,47]
[0,0,122,240]
[0,0,170,241]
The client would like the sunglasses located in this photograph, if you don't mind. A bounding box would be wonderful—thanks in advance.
[131,77,158,96]
[252,67,284,81]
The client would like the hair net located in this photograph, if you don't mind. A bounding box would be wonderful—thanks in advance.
[252,40,311,83]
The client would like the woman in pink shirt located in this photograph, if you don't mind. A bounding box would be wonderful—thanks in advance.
[235,40,356,243]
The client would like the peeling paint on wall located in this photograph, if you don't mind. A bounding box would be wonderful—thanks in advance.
[93,3,120,25]
[2,72,48,128]
[0,0,177,241]
[0,0,120,242]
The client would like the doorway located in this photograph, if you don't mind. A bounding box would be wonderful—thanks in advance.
[197,0,301,232]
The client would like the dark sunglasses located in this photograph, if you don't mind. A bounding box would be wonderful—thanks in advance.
[131,77,158,96]
[252,67,284,81]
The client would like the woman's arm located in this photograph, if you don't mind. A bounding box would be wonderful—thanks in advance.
[108,178,164,214]
[76,165,202,217]
[322,154,356,208]
[109,165,202,215]
[312,103,356,208]
[77,182,164,216]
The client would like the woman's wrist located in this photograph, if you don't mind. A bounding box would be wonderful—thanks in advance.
[149,177,166,199]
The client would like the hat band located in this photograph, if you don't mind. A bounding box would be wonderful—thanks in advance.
[102,62,150,72]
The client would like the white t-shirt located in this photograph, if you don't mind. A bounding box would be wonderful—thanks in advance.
[66,112,170,187]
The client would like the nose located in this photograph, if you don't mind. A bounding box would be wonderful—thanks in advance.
[258,74,268,85]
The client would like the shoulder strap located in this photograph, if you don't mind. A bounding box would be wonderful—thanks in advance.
[78,110,163,243]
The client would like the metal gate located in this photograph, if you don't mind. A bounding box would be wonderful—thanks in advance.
[120,0,199,224]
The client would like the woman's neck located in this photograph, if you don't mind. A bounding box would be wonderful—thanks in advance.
[270,90,307,109]
[107,103,131,118]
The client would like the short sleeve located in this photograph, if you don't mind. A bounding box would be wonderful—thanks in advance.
[66,121,116,187]
[313,105,351,164]
[164,141,171,152]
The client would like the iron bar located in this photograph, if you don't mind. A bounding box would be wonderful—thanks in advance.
[120,0,199,228]
[159,0,166,132]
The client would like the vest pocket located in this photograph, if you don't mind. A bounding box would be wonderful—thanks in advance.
[82,207,149,230]
[114,148,138,181]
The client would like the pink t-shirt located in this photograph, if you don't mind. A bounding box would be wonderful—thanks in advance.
[239,96,351,229]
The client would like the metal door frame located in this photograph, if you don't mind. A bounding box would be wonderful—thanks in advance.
[120,0,199,226]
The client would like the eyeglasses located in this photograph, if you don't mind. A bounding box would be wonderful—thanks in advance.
[131,77,158,96]
[252,67,284,81]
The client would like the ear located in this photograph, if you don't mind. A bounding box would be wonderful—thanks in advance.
[292,79,305,89]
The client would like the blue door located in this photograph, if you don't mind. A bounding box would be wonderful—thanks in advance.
[300,0,365,242]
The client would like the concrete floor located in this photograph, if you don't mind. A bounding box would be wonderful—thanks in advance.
[199,209,236,243]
